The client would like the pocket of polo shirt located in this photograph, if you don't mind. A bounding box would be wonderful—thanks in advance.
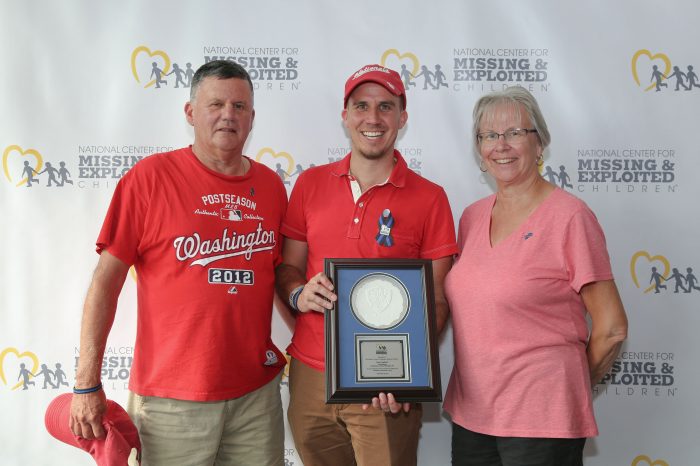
[373,230,419,257]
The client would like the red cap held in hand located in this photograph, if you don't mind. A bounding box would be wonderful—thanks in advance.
[45,393,141,466]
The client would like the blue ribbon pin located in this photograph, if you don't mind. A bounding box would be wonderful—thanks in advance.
[376,209,395,247]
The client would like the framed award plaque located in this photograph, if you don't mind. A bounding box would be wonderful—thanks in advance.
[324,258,442,403]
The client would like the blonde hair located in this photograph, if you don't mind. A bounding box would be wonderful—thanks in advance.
[472,86,550,149]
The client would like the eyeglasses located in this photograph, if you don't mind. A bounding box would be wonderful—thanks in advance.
[477,128,537,146]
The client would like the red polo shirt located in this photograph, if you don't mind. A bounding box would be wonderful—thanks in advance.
[281,150,458,370]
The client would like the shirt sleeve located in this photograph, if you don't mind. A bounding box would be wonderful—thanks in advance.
[95,163,150,265]
[455,205,473,257]
[563,206,614,293]
[420,187,459,260]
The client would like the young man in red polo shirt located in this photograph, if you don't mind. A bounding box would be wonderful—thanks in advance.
[275,64,458,466]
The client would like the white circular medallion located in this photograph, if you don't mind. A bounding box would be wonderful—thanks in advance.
[350,273,410,329]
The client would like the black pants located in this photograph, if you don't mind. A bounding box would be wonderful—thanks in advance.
[452,423,586,466]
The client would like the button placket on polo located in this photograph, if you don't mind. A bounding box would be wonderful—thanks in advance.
[347,179,373,239]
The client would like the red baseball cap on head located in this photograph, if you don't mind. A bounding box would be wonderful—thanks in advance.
[45,393,141,466]
[343,64,406,109]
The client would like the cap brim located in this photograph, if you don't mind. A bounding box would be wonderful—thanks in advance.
[344,75,406,108]
[45,393,81,448]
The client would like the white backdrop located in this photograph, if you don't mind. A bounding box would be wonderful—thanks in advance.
[1,1,698,465]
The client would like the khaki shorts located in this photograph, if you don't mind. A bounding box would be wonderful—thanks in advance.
[127,372,284,466]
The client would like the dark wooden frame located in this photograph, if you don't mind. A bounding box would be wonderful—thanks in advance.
[324,258,442,403]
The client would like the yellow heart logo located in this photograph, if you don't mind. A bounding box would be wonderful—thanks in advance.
[130,45,172,89]
[631,454,669,466]
[0,347,40,390]
[630,250,671,293]
[631,49,671,92]
[255,147,295,178]
[2,145,44,187]
[380,49,420,77]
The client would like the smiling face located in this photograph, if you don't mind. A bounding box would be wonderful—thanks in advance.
[185,76,255,161]
[478,102,542,188]
[342,82,407,161]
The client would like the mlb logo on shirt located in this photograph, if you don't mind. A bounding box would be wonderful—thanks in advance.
[264,350,278,366]
[221,209,242,221]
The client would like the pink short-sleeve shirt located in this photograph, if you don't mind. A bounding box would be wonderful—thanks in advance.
[444,187,613,438]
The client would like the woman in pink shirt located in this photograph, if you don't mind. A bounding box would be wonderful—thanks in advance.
[444,87,628,466]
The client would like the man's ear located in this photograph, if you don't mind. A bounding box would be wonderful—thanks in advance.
[398,110,408,130]
[185,102,194,126]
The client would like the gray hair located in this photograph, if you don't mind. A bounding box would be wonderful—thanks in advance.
[189,60,254,102]
[472,86,550,149]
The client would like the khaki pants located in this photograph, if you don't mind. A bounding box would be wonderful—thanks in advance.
[127,372,284,466]
[287,358,421,466]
